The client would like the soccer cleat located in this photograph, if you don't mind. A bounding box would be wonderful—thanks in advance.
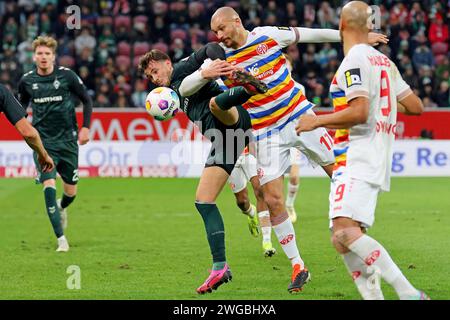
[57,199,68,230]
[56,236,70,252]
[286,206,297,224]
[231,70,268,94]
[247,205,260,237]
[288,264,311,293]
[196,264,232,294]
[262,241,276,257]
[405,290,431,300]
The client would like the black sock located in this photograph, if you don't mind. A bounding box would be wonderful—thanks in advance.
[44,187,63,238]
[214,87,251,110]
[61,193,76,209]
[195,202,226,263]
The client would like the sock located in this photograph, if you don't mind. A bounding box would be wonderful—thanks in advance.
[195,202,226,270]
[349,235,417,299]
[44,186,63,238]
[214,87,251,110]
[342,251,384,300]
[285,182,299,208]
[61,193,76,209]
[258,211,272,243]
[271,211,304,268]
[242,204,255,218]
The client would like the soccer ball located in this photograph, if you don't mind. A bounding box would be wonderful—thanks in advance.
[145,87,180,121]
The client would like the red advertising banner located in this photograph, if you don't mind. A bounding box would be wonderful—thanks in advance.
[1,109,449,141]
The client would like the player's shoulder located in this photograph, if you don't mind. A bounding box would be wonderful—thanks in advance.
[20,69,36,82]
[57,66,76,76]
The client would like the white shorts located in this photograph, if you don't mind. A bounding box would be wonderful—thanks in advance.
[228,153,258,193]
[256,109,335,185]
[328,171,380,229]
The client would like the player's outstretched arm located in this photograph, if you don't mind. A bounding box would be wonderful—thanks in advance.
[296,96,369,133]
[294,27,388,46]
[397,93,424,116]
[15,118,54,172]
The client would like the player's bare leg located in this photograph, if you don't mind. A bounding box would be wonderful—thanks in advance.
[58,182,77,230]
[250,176,275,257]
[286,163,300,223]
[322,163,334,178]
[262,176,310,293]
[332,217,429,300]
[42,179,68,252]
[234,187,259,237]
[195,166,233,294]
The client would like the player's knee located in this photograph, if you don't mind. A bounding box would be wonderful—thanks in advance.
[334,227,363,248]
[43,179,56,188]
[264,192,284,212]
[64,185,77,197]
[289,176,299,185]
[235,192,249,210]
[209,98,220,113]
[331,233,350,254]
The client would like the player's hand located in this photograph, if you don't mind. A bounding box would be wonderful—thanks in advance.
[368,32,389,46]
[38,153,55,173]
[201,59,235,79]
[78,127,90,145]
[295,114,320,135]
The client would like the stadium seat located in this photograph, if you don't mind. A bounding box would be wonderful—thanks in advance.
[115,55,131,69]
[152,42,169,53]
[225,1,240,9]
[117,42,131,56]
[133,42,151,56]
[432,42,448,56]
[171,29,188,41]
[97,16,113,26]
[133,55,143,68]
[435,54,446,66]
[58,55,75,68]
[133,15,148,25]
[114,15,131,31]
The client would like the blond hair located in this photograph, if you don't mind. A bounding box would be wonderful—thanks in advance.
[32,36,58,53]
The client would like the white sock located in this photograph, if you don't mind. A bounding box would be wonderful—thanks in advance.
[285,182,299,207]
[271,212,304,268]
[58,235,67,242]
[342,251,384,300]
[349,235,417,299]
[258,211,271,243]
[243,204,255,218]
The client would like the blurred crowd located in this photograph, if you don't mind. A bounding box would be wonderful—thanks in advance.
[0,0,448,109]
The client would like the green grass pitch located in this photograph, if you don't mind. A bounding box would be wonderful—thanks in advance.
[0,177,448,300]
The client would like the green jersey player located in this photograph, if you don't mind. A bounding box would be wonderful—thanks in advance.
[0,84,54,172]
[139,43,267,294]
[18,36,93,252]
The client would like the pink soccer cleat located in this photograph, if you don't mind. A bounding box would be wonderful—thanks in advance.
[196,264,233,294]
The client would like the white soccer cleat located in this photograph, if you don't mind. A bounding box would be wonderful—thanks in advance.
[56,236,70,252]
[57,199,68,230]
[286,206,297,223]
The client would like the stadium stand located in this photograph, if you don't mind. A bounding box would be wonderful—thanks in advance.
[0,0,448,109]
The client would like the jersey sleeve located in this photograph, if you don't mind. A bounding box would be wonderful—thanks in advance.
[391,63,412,101]
[17,77,31,106]
[0,84,27,125]
[259,26,297,48]
[336,53,370,102]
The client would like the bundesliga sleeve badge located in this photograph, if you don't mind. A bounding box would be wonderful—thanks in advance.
[345,68,362,88]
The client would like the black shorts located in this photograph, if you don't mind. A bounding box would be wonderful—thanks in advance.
[203,105,253,175]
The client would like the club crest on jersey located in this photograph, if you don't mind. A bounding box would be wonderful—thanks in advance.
[256,43,269,55]
[345,69,362,88]
[53,79,61,89]
[32,83,38,90]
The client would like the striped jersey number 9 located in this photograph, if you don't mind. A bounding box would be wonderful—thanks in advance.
[380,70,392,117]
[335,184,345,202]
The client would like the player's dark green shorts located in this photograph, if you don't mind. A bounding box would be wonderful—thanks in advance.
[33,140,79,185]
[199,105,253,175]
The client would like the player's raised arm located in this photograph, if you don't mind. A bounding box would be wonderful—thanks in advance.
[67,69,93,145]
[293,27,388,46]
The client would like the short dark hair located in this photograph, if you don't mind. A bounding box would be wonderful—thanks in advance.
[138,50,170,73]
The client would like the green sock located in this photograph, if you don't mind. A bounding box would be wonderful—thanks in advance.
[195,202,226,267]
[44,186,63,238]
[214,87,251,110]
[61,193,76,209]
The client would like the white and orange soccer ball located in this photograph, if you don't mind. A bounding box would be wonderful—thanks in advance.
[145,87,180,121]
